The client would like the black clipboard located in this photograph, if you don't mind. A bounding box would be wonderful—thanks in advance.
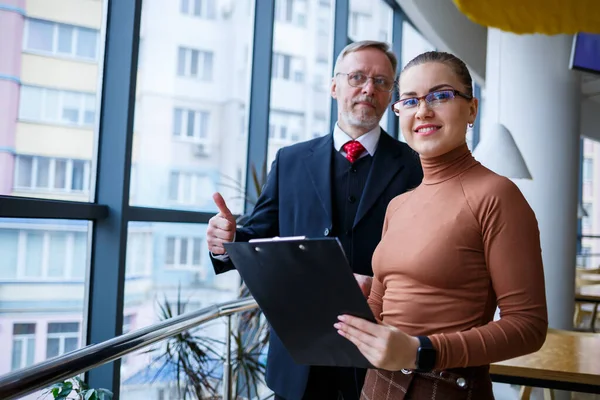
[223,237,375,368]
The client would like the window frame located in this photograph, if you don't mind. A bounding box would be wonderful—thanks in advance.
[19,85,97,128]
[46,322,81,359]
[23,18,99,61]
[14,155,91,194]
[172,108,211,142]
[176,47,214,81]
[164,236,204,271]
[11,323,37,371]
[0,224,88,282]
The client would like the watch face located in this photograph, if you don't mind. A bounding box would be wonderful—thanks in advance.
[417,347,436,371]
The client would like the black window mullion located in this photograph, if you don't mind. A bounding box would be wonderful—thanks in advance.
[244,0,275,214]
[387,7,405,139]
[85,0,142,395]
[329,0,349,133]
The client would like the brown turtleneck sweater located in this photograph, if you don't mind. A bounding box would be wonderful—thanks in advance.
[369,144,548,370]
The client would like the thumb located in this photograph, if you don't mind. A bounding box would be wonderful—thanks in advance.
[213,192,234,219]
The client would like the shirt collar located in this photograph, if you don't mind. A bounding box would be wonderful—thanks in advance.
[333,123,381,156]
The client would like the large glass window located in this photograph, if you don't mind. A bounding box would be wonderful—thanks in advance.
[268,0,335,166]
[349,0,392,43]
[0,218,89,376]
[131,1,253,215]
[579,138,600,267]
[121,222,242,397]
[9,3,102,206]
[348,0,394,133]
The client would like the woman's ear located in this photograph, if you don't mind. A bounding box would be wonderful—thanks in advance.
[469,97,479,123]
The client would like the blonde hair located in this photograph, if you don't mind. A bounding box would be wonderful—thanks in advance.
[333,40,398,75]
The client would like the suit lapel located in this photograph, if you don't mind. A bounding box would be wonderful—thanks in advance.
[304,135,333,222]
[353,131,405,228]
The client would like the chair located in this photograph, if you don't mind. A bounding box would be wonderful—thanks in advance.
[574,274,600,332]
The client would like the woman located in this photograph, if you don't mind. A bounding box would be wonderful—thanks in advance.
[334,51,548,399]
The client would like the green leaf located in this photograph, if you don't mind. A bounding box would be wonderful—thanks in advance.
[74,376,89,391]
[97,389,114,400]
[83,389,96,400]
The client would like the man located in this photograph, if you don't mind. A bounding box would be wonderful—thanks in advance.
[207,41,423,400]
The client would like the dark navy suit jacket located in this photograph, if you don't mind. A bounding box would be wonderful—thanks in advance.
[211,131,423,400]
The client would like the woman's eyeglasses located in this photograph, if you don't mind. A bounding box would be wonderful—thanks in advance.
[391,89,472,116]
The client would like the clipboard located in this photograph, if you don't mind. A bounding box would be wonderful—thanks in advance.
[223,237,376,368]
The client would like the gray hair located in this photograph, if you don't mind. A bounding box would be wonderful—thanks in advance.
[333,40,398,76]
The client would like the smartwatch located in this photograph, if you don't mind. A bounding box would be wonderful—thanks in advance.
[415,336,437,372]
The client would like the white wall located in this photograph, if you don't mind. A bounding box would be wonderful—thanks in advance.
[395,0,487,84]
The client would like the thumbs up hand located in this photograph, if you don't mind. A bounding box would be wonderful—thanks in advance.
[207,192,237,255]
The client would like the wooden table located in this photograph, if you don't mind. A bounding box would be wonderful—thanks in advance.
[576,285,600,304]
[578,274,600,284]
[490,330,600,393]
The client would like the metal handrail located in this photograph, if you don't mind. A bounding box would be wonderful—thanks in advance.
[0,296,259,400]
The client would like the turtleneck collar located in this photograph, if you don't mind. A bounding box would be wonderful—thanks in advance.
[420,143,479,185]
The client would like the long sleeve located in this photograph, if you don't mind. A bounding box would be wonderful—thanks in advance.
[429,177,548,369]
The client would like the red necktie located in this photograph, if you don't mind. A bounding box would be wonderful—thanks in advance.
[343,140,366,163]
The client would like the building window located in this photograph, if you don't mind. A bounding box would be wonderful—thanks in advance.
[19,86,96,127]
[126,231,152,277]
[272,53,291,80]
[275,0,294,22]
[0,228,87,280]
[11,323,36,371]
[583,203,593,229]
[173,108,210,141]
[180,0,216,19]
[349,12,369,38]
[580,246,592,268]
[165,236,203,269]
[177,47,213,81]
[168,172,215,205]
[583,158,593,182]
[272,54,304,82]
[275,0,305,26]
[14,155,90,193]
[24,18,98,60]
[46,322,80,359]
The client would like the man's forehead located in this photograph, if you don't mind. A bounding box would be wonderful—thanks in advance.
[341,52,394,76]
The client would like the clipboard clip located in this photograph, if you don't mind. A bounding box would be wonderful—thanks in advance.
[249,236,307,243]
[249,236,308,252]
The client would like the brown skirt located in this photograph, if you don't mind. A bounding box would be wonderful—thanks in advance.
[360,365,494,400]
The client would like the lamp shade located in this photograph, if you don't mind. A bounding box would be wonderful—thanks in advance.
[452,0,600,35]
[473,123,532,179]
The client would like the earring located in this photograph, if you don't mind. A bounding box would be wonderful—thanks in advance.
[468,122,474,128]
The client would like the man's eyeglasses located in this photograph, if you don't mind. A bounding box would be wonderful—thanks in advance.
[336,72,396,92]
[391,89,473,116]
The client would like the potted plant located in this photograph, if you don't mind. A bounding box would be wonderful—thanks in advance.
[46,377,113,400]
